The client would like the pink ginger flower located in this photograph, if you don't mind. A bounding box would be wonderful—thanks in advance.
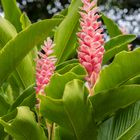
[35,37,56,94]
[77,0,105,90]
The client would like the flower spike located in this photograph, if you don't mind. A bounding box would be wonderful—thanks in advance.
[35,37,56,94]
[77,0,105,91]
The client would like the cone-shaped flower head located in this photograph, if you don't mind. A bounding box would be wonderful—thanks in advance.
[77,0,105,88]
[36,37,56,94]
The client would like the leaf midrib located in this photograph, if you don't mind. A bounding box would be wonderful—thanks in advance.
[63,105,80,140]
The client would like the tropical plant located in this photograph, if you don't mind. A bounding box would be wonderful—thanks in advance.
[0,0,139,140]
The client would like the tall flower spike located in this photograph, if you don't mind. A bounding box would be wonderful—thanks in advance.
[77,0,105,91]
[35,37,56,94]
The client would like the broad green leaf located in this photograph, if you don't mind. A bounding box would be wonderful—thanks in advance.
[8,76,21,99]
[0,18,62,86]
[54,126,75,140]
[0,106,47,140]
[15,56,35,88]
[0,15,35,89]
[95,48,140,93]
[54,0,82,64]
[0,94,10,117]
[20,13,31,29]
[0,17,17,49]
[0,14,34,88]
[1,0,22,32]
[103,34,136,64]
[40,80,97,140]
[20,13,38,70]
[57,63,86,76]
[56,59,78,71]
[125,75,140,85]
[104,35,136,51]
[117,118,140,140]
[90,85,140,123]
[53,8,68,19]
[102,13,122,38]
[45,64,86,99]
[9,84,36,111]
[57,63,78,74]
[97,101,140,140]
[0,124,7,140]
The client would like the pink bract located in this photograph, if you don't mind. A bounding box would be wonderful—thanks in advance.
[35,37,56,94]
[77,0,105,89]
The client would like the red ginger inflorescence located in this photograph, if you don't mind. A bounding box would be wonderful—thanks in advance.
[77,0,105,89]
[35,37,56,94]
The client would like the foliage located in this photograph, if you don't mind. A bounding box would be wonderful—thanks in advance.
[0,0,139,140]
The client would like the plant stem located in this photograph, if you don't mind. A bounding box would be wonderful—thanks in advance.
[47,121,54,140]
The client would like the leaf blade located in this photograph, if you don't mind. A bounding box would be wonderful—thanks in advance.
[0,18,62,86]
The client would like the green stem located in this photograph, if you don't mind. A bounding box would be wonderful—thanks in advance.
[50,123,54,140]
[47,121,54,140]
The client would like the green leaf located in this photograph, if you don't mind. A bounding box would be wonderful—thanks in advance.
[57,63,78,74]
[125,75,140,85]
[0,15,35,89]
[9,84,36,111]
[1,0,22,32]
[0,17,17,49]
[54,126,75,140]
[103,34,136,64]
[56,59,78,71]
[102,13,122,38]
[104,35,136,51]
[20,13,31,29]
[20,12,38,85]
[40,80,97,140]
[45,64,86,99]
[0,18,62,87]
[0,124,7,140]
[90,85,140,123]
[0,106,47,140]
[53,8,68,19]
[97,101,140,140]
[117,118,140,140]
[15,56,35,88]
[54,0,82,64]
[0,94,10,117]
[95,48,140,93]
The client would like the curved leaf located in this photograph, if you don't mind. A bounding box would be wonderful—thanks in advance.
[95,48,140,93]
[104,35,136,51]
[97,101,140,140]
[45,64,86,99]
[54,0,82,64]
[56,59,78,71]
[0,15,35,89]
[102,13,122,38]
[90,85,140,123]
[0,17,17,49]
[117,118,140,140]
[20,13,31,29]
[54,126,75,140]
[0,18,62,86]
[1,0,22,32]
[103,34,136,64]
[0,106,47,140]
[0,94,10,117]
[9,84,36,111]
[40,80,97,140]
